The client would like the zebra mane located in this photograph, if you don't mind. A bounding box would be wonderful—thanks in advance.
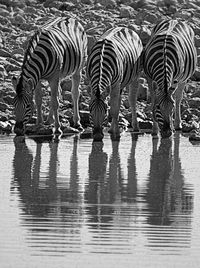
[22,30,40,67]
[16,75,24,97]
[16,30,41,97]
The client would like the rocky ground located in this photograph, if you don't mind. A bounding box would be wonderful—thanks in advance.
[1,0,200,138]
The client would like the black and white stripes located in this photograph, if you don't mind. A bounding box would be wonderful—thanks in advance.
[13,17,87,135]
[143,19,197,138]
[87,27,143,140]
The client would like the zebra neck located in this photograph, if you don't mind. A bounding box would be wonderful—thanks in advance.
[16,72,36,98]
[21,70,38,90]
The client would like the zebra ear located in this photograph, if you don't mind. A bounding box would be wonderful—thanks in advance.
[152,81,159,92]
[26,78,34,95]
[12,76,18,90]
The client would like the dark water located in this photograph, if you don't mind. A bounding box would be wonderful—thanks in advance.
[0,131,200,268]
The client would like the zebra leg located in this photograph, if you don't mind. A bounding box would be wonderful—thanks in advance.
[49,77,62,135]
[128,79,139,132]
[45,105,54,125]
[174,82,185,130]
[45,84,60,126]
[71,69,83,131]
[147,77,159,137]
[35,81,43,126]
[108,84,121,140]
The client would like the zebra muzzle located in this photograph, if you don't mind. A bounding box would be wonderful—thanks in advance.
[14,122,25,136]
[92,127,104,141]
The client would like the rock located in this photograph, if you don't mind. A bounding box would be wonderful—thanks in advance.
[182,120,199,133]
[61,125,80,134]
[25,124,54,136]
[0,101,9,111]
[0,64,6,78]
[0,120,12,132]
[58,2,76,11]
[195,35,200,47]
[61,79,72,92]
[0,48,10,57]
[120,5,135,18]
[188,97,200,108]
[11,14,26,25]
[140,26,152,45]
[80,110,90,128]
[62,91,72,102]
[80,127,93,139]
[138,78,149,101]
[193,68,200,81]
[191,90,200,98]
[95,0,117,8]
[138,119,153,130]
[189,132,200,142]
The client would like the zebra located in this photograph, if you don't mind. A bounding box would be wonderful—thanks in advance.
[12,16,87,136]
[143,19,197,138]
[87,27,143,141]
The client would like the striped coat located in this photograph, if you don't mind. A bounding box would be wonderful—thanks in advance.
[87,27,143,141]
[13,17,87,136]
[143,19,197,138]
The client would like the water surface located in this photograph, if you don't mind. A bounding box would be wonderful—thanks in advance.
[0,131,200,268]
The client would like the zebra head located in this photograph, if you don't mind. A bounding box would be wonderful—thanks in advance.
[153,82,175,138]
[89,97,108,141]
[12,76,35,136]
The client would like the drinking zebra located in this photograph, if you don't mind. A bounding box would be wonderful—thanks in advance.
[13,17,87,136]
[87,27,143,141]
[143,19,197,138]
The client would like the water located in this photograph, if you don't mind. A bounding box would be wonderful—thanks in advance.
[0,131,200,268]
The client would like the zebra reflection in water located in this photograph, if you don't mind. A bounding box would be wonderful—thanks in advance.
[146,133,193,226]
[12,136,83,217]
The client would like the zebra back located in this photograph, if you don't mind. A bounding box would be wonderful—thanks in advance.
[87,27,143,99]
[144,19,197,91]
[16,17,87,97]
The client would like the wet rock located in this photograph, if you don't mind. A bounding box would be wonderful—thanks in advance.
[61,122,80,134]
[80,127,93,139]
[80,110,90,128]
[138,119,153,130]
[25,124,54,136]
[182,120,199,133]
[182,108,200,122]
[0,120,12,133]
[189,131,200,142]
